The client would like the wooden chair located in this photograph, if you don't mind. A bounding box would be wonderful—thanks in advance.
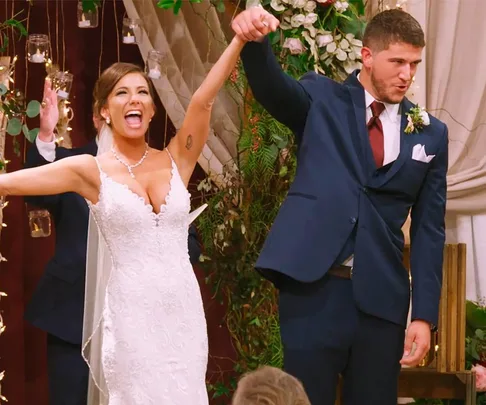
[335,244,476,404]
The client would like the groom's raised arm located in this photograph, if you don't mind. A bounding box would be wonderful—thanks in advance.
[234,9,313,133]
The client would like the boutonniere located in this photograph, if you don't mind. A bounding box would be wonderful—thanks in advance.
[405,105,430,134]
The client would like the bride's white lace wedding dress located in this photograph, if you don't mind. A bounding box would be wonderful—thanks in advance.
[87,150,209,405]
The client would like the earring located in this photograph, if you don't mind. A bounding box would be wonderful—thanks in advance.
[106,117,111,125]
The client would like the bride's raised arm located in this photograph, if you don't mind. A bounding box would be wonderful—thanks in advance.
[0,154,97,200]
[169,36,245,181]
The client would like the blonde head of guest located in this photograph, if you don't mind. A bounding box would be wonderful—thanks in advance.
[232,366,311,405]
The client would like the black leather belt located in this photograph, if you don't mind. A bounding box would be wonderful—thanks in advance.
[327,265,353,279]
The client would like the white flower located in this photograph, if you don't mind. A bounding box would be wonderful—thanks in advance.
[283,37,306,54]
[304,12,318,25]
[335,48,347,61]
[303,1,317,12]
[326,41,337,53]
[316,33,333,47]
[419,109,430,126]
[270,0,286,11]
[339,38,350,50]
[290,13,306,27]
[334,1,349,12]
[291,0,307,8]
[343,59,362,74]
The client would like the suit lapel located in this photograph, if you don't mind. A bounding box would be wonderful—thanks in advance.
[344,73,377,180]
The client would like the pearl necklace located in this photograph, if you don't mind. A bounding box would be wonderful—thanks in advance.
[111,144,149,179]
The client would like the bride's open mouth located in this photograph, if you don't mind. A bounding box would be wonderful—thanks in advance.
[125,110,143,129]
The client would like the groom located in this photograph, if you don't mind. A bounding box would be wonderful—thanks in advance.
[24,98,202,405]
[233,8,447,405]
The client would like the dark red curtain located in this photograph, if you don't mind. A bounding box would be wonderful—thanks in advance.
[0,1,235,404]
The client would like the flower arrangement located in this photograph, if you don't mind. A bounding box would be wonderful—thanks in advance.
[269,0,365,80]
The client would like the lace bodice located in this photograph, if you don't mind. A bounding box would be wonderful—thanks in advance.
[85,151,208,405]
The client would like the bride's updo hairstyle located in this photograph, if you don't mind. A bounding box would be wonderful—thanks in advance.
[92,62,157,126]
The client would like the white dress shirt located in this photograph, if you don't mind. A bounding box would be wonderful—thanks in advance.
[36,136,99,162]
[36,136,57,162]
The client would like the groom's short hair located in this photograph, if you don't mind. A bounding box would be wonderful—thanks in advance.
[363,9,425,52]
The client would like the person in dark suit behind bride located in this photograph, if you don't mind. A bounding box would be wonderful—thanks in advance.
[24,95,202,405]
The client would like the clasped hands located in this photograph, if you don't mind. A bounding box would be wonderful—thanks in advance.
[231,5,280,42]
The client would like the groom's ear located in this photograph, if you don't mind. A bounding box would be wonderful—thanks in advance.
[361,47,373,69]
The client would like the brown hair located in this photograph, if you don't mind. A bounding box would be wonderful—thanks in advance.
[232,366,311,405]
[92,62,156,121]
[363,9,425,51]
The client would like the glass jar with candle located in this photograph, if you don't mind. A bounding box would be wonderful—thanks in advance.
[77,1,99,28]
[27,34,49,63]
[29,209,52,238]
[122,18,142,44]
[52,71,73,100]
[146,50,163,80]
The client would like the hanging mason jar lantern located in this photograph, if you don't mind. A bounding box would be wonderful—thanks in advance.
[77,1,99,28]
[146,50,163,80]
[122,18,142,44]
[29,209,52,238]
[52,71,73,100]
[27,34,49,63]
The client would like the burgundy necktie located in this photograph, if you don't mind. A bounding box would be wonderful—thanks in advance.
[368,101,385,168]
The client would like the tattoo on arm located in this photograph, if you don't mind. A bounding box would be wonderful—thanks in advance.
[185,134,193,150]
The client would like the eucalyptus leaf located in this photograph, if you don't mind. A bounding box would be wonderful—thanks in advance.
[22,124,29,137]
[0,84,7,96]
[26,128,39,143]
[26,100,41,118]
[6,117,22,136]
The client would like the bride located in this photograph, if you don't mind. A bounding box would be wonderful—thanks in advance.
[0,32,271,404]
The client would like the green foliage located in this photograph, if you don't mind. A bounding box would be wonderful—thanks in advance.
[0,14,40,152]
[157,0,202,15]
[0,12,27,53]
[81,0,101,13]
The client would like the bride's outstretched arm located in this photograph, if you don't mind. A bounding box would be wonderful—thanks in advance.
[170,36,246,181]
[0,154,96,199]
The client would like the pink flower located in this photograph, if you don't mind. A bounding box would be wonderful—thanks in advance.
[283,38,306,55]
[472,364,486,392]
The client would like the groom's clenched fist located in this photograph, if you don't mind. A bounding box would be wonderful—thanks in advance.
[231,6,279,43]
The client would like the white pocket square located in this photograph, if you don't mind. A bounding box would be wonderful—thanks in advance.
[412,144,435,163]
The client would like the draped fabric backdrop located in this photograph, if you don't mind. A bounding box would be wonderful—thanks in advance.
[405,0,486,302]
[0,1,234,404]
[368,0,486,302]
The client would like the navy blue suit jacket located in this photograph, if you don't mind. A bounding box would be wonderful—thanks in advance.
[241,39,447,328]
[24,140,202,344]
